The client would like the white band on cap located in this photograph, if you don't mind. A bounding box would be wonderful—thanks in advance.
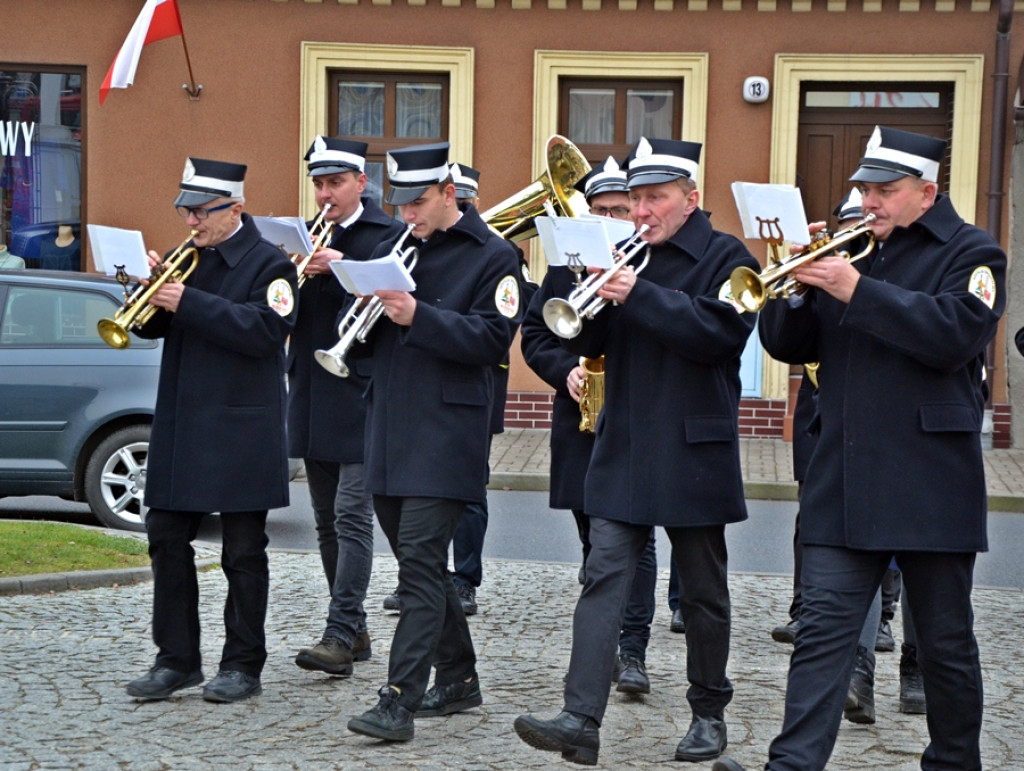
[389,162,451,185]
[628,152,699,179]
[309,149,365,172]
[865,146,940,183]
[183,173,244,198]
[585,170,627,197]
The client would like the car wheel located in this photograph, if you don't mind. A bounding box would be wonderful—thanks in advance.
[84,425,150,533]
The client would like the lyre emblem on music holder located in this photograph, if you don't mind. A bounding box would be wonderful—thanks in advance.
[756,217,785,265]
[564,251,585,286]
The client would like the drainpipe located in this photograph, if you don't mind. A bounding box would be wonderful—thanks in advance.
[982,0,1014,449]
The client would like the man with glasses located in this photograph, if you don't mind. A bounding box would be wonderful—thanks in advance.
[125,157,298,705]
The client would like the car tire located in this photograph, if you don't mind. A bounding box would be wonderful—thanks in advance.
[84,425,150,533]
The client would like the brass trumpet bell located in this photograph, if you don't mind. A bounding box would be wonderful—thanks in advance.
[481,134,592,242]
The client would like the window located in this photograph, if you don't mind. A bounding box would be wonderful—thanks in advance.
[0,67,84,271]
[329,72,449,210]
[1,286,119,346]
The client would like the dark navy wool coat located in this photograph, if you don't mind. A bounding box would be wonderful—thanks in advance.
[286,198,405,462]
[564,209,759,527]
[759,195,1006,552]
[138,214,298,512]
[521,265,595,511]
[358,206,523,504]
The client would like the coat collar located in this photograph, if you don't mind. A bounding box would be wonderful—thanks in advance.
[662,207,713,260]
[203,212,262,267]
[358,196,398,228]
[433,203,490,246]
[905,194,963,244]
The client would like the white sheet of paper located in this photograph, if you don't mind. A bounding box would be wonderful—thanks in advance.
[535,216,615,269]
[253,216,314,257]
[579,213,637,247]
[731,182,811,245]
[86,224,149,277]
[329,253,417,295]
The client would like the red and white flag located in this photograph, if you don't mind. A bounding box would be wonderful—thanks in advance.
[99,0,184,105]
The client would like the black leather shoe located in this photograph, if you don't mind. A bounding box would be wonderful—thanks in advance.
[670,608,686,634]
[202,670,262,703]
[295,635,354,676]
[875,619,896,652]
[675,715,727,761]
[348,685,414,742]
[899,644,926,714]
[711,758,747,771]
[615,655,650,695]
[383,586,401,612]
[514,710,599,766]
[456,583,478,615]
[843,645,876,724]
[126,666,203,701]
[771,618,800,644]
[416,673,483,716]
[352,630,372,662]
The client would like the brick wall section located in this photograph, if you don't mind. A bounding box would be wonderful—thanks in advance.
[504,392,788,438]
[994,403,1011,449]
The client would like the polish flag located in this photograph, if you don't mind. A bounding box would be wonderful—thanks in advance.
[99,0,184,105]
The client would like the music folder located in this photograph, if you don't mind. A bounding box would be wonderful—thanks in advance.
[534,216,617,270]
[253,216,314,257]
[86,224,149,278]
[731,182,811,245]
[329,253,417,296]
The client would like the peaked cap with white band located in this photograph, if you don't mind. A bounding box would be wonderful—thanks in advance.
[305,136,367,177]
[850,126,947,184]
[833,187,864,223]
[385,142,451,205]
[175,157,246,207]
[574,156,628,201]
[623,137,701,189]
[450,163,481,200]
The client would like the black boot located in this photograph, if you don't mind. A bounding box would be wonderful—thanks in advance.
[348,685,414,741]
[514,710,600,765]
[899,644,927,714]
[844,644,876,724]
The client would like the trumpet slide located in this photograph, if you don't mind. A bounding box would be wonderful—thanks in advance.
[542,225,651,339]
[314,224,418,377]
[292,203,334,287]
[728,214,876,313]
[97,230,200,350]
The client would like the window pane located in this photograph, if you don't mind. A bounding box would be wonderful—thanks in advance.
[804,91,940,109]
[396,83,442,139]
[1,69,83,271]
[337,81,384,137]
[626,89,674,142]
[364,161,385,209]
[1,287,114,345]
[568,88,614,144]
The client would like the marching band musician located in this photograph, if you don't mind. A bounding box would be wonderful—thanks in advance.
[344,142,523,742]
[514,137,758,765]
[714,127,1006,771]
[125,157,298,704]
[520,156,659,698]
[290,136,405,677]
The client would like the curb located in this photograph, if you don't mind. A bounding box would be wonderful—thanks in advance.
[0,557,220,598]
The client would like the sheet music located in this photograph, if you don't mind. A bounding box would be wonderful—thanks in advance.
[86,224,149,277]
[253,216,314,257]
[731,182,811,245]
[535,216,616,270]
[329,253,417,295]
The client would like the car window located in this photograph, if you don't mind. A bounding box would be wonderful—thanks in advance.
[1,286,122,346]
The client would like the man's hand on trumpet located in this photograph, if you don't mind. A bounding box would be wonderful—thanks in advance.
[141,249,185,312]
[302,246,342,277]
[593,263,638,305]
[790,221,861,305]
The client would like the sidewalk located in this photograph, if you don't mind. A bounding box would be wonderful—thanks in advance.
[489,429,1024,512]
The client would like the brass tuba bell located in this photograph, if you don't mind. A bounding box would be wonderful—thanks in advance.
[481,134,592,243]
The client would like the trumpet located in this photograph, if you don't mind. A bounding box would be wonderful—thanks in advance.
[97,230,200,350]
[314,224,418,377]
[293,203,334,288]
[729,214,876,313]
[542,225,651,339]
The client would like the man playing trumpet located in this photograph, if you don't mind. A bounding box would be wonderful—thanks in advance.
[290,136,406,676]
[514,138,759,765]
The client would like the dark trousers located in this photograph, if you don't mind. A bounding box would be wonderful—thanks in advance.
[375,495,477,711]
[146,508,269,677]
[618,528,657,660]
[768,545,982,771]
[452,498,487,588]
[564,517,732,724]
[305,458,374,645]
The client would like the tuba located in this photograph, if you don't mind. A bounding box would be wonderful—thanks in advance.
[578,355,605,434]
[728,214,876,313]
[97,230,200,349]
[481,135,592,242]
[292,203,334,288]
[314,224,417,377]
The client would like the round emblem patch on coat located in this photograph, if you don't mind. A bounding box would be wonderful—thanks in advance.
[718,279,746,314]
[495,275,520,318]
[267,278,295,317]
[968,266,996,309]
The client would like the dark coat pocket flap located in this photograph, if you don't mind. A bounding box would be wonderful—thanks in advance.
[919,402,979,433]
[442,379,489,407]
[684,415,737,443]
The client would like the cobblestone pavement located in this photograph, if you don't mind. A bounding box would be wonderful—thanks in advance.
[2,551,1021,770]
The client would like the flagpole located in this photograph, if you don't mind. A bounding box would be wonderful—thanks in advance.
[173,1,201,99]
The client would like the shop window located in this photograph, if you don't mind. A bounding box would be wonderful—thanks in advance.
[0,68,84,271]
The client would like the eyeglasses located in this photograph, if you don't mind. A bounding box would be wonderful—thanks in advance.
[589,206,631,219]
[175,202,233,220]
